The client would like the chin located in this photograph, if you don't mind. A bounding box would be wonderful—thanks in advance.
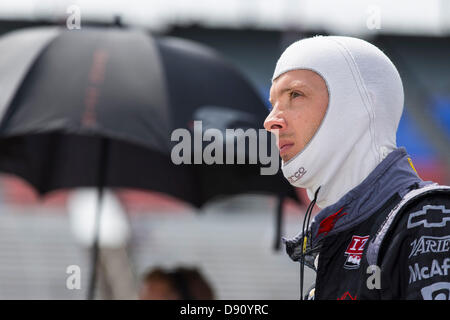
[281,154,291,162]
[281,148,303,163]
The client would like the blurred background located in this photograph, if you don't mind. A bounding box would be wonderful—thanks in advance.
[0,0,448,299]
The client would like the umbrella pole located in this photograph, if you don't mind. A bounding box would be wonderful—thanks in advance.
[273,194,284,251]
[87,137,109,300]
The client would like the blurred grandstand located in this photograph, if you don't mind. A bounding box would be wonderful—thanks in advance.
[0,0,448,299]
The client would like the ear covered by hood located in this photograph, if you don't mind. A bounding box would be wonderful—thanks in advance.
[272,36,404,208]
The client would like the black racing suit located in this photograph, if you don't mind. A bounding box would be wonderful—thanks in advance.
[284,148,450,300]
[314,185,450,300]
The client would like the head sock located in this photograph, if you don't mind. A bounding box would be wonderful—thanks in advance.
[272,36,404,208]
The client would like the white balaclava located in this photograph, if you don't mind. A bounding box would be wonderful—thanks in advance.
[272,36,404,209]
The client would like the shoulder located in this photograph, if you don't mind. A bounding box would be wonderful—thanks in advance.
[366,184,450,266]
[383,184,450,244]
[396,184,450,233]
[382,185,450,299]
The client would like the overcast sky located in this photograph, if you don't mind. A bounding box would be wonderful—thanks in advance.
[0,0,448,36]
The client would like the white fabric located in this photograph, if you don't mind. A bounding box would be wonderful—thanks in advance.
[272,36,404,208]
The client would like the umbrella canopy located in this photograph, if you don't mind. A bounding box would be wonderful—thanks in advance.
[0,26,299,207]
[0,26,301,299]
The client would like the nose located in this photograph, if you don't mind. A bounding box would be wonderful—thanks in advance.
[264,107,285,133]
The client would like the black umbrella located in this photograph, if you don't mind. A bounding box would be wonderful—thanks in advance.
[0,26,300,299]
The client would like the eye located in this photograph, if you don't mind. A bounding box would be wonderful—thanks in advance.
[290,91,303,99]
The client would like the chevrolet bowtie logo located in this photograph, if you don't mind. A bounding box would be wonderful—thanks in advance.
[407,205,450,229]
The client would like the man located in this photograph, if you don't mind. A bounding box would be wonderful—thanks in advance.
[264,36,450,300]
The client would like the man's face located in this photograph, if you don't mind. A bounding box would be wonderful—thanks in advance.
[264,69,329,162]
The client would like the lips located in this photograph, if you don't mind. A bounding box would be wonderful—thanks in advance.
[279,141,294,154]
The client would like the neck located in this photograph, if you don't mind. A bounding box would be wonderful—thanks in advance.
[283,134,390,209]
[307,143,388,208]
[309,147,429,244]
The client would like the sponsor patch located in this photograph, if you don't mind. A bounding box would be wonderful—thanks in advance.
[317,207,347,236]
[407,205,450,229]
[287,167,307,184]
[409,235,450,258]
[344,235,369,269]
[408,258,450,284]
[421,282,450,300]
[337,291,357,300]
